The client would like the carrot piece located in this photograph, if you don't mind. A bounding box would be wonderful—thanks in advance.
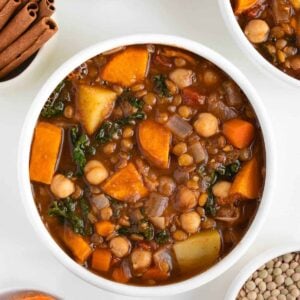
[29,122,62,184]
[94,220,115,237]
[101,47,149,87]
[13,293,55,300]
[223,118,255,149]
[101,162,148,202]
[234,0,259,15]
[77,84,117,135]
[137,120,171,169]
[91,248,112,272]
[61,228,92,264]
[142,267,169,281]
[112,267,130,283]
[229,157,261,199]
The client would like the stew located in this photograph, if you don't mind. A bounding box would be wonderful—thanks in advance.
[29,44,265,285]
[232,0,300,80]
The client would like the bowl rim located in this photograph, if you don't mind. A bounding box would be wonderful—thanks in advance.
[218,0,300,88]
[224,244,300,300]
[17,33,276,297]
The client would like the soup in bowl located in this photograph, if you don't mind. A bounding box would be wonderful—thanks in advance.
[18,35,274,296]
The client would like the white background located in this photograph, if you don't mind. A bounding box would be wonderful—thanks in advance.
[0,1,299,299]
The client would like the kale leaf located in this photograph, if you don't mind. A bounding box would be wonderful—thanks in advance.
[117,219,154,241]
[96,112,145,144]
[155,230,170,244]
[153,74,171,97]
[204,192,217,217]
[71,126,96,175]
[41,80,71,118]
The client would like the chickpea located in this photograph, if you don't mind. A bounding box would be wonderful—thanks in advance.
[175,186,197,212]
[244,19,270,44]
[194,112,219,138]
[131,83,145,92]
[180,211,201,233]
[165,79,178,95]
[178,153,194,167]
[178,105,192,119]
[103,142,116,155]
[201,217,216,230]
[169,68,194,89]
[121,138,133,151]
[122,127,134,138]
[172,230,188,241]
[198,193,208,206]
[50,174,75,198]
[100,207,113,220]
[172,142,187,156]
[212,181,232,199]
[109,236,131,258]
[84,160,108,185]
[143,93,157,106]
[112,85,123,95]
[131,248,152,271]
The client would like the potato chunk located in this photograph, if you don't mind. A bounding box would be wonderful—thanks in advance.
[101,47,149,87]
[101,162,148,201]
[137,120,171,169]
[77,84,117,135]
[29,122,62,184]
[173,230,221,272]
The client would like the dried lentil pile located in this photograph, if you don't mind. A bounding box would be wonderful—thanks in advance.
[237,252,300,300]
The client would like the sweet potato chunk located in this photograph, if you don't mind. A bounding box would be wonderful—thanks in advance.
[230,157,261,199]
[137,120,171,169]
[101,47,149,87]
[234,0,259,15]
[61,228,92,264]
[29,122,62,184]
[91,249,112,272]
[223,118,255,149]
[77,84,117,135]
[101,162,148,201]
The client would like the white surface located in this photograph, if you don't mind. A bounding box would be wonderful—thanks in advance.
[17,34,275,297]
[0,1,299,299]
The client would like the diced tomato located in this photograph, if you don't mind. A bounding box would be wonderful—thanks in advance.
[182,87,206,107]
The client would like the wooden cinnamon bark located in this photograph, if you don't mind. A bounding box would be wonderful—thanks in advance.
[38,0,55,19]
[0,17,58,78]
[0,1,38,52]
[0,0,22,30]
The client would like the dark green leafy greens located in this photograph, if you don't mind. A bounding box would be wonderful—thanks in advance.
[71,126,96,175]
[153,74,171,97]
[204,192,217,217]
[96,112,145,144]
[155,230,170,244]
[41,80,71,118]
[108,196,124,219]
[48,197,93,236]
[119,89,144,110]
[118,220,154,241]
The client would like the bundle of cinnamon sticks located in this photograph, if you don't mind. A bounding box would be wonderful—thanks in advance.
[0,0,58,79]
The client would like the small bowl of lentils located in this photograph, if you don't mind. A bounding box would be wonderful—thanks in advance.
[225,244,300,300]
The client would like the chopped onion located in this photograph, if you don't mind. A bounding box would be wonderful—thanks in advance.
[91,193,109,210]
[145,192,169,217]
[166,114,193,139]
[223,81,243,108]
[188,142,208,164]
[173,168,189,184]
[153,247,173,272]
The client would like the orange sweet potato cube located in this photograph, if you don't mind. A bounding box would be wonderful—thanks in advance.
[29,122,62,184]
[101,47,149,87]
[101,162,148,201]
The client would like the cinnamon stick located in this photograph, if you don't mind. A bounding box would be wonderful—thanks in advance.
[0,17,58,78]
[0,0,8,10]
[0,0,22,31]
[0,1,38,52]
[38,0,54,19]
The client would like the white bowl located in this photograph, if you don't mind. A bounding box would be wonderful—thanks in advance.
[218,0,300,88]
[17,34,276,297]
[225,244,300,300]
